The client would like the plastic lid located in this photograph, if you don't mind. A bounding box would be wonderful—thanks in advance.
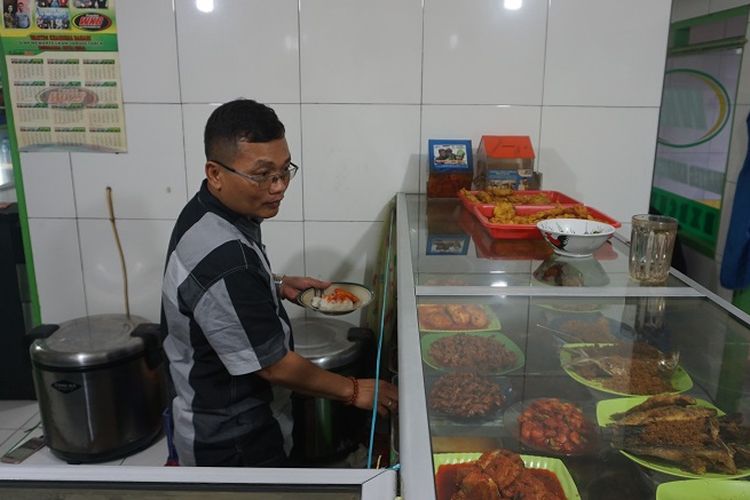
[30,314,148,369]
[292,318,365,370]
[480,136,536,159]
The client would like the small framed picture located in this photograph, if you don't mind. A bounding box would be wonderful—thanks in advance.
[428,139,472,173]
[426,234,470,255]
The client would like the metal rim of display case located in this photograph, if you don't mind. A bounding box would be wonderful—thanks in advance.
[395,192,750,500]
[0,466,396,499]
[397,193,435,500]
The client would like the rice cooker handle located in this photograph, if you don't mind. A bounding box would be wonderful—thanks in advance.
[347,327,374,343]
[27,324,59,341]
[130,323,164,370]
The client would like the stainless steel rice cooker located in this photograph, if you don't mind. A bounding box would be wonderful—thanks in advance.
[291,317,369,463]
[29,314,167,463]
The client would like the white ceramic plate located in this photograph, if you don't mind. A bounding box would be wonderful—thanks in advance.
[297,282,374,316]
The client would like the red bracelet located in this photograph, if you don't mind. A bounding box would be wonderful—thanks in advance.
[345,377,358,406]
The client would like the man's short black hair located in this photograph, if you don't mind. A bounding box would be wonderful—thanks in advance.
[204,98,285,163]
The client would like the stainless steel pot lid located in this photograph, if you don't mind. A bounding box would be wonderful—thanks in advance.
[30,314,148,369]
[291,318,365,370]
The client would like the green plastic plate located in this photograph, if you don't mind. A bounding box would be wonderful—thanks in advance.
[433,452,581,500]
[421,331,525,375]
[559,343,693,397]
[418,304,501,333]
[596,396,750,480]
[656,479,750,499]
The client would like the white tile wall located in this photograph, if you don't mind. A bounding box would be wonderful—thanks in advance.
[15,1,673,336]
[301,104,420,221]
[304,220,384,325]
[20,153,75,219]
[544,0,671,106]
[300,0,422,104]
[420,105,542,191]
[423,0,547,105]
[117,0,180,103]
[77,219,174,322]
[263,220,306,321]
[71,104,187,219]
[28,219,87,323]
[538,106,661,223]
[175,0,300,103]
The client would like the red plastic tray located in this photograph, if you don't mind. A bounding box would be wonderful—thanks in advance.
[475,230,555,259]
[458,189,583,212]
[472,204,621,240]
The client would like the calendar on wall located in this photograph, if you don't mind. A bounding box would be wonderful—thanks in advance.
[0,0,126,153]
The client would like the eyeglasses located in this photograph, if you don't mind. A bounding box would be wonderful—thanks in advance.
[210,159,299,189]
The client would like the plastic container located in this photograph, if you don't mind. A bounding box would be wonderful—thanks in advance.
[474,135,538,190]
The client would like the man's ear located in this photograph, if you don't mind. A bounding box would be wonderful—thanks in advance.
[205,161,222,190]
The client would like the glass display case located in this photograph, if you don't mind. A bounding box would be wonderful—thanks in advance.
[396,194,750,500]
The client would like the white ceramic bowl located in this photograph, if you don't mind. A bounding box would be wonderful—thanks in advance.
[536,219,616,258]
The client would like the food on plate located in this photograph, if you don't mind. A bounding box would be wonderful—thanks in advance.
[311,287,360,312]
[419,304,490,330]
[718,413,750,468]
[607,394,750,475]
[435,449,566,500]
[563,342,677,395]
[518,399,591,455]
[429,373,504,419]
[460,187,554,205]
[429,334,517,372]
[489,202,594,225]
[557,316,616,343]
[534,261,585,287]
[542,301,601,312]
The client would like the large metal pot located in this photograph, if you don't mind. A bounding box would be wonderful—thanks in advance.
[290,317,369,464]
[29,314,167,464]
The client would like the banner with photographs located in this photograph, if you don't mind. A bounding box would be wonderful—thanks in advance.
[0,0,126,152]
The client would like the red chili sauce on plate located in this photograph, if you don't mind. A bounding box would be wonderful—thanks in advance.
[435,463,566,500]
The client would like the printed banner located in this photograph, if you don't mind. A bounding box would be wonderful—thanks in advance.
[0,0,126,152]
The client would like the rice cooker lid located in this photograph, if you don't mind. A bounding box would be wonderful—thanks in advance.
[292,318,364,370]
[30,314,149,369]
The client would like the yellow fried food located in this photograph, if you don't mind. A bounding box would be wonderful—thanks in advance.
[446,304,472,328]
[491,202,516,223]
[419,304,490,330]
[461,188,552,205]
[489,203,593,224]
[466,304,490,328]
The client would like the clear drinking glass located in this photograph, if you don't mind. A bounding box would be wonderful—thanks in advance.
[628,214,678,284]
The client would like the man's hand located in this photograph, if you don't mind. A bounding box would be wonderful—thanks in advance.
[279,275,330,302]
[258,352,399,417]
[354,379,399,416]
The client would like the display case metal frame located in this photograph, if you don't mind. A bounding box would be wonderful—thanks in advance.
[0,465,396,499]
[395,193,750,500]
